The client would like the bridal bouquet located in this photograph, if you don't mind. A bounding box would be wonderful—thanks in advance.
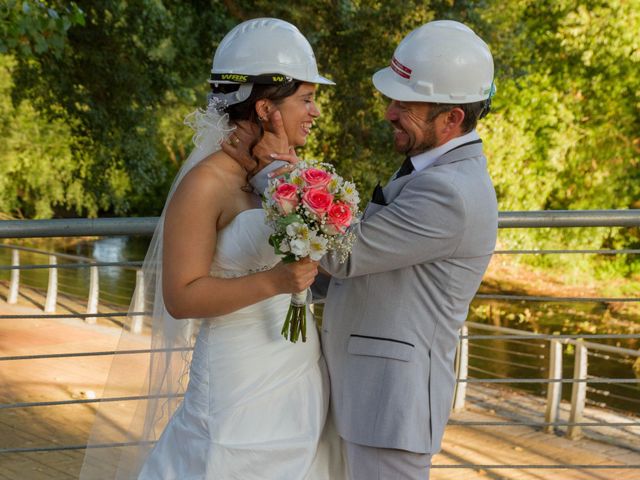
[263,160,360,342]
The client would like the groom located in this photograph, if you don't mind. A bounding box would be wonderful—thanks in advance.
[231,20,498,480]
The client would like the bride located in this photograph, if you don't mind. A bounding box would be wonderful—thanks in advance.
[80,18,345,479]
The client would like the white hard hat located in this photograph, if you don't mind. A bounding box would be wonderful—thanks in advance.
[372,20,494,104]
[210,18,334,88]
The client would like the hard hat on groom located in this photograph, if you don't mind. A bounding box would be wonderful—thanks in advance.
[372,20,495,106]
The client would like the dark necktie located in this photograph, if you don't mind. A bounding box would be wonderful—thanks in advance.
[394,156,414,179]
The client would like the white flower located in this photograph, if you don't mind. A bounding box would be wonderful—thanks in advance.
[290,170,305,187]
[308,233,328,261]
[279,239,290,253]
[290,238,310,257]
[286,222,310,240]
[327,177,341,194]
[340,181,360,206]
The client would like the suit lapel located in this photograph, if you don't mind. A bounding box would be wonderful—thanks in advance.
[366,140,485,212]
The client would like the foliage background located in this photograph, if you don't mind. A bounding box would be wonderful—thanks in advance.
[1,0,639,276]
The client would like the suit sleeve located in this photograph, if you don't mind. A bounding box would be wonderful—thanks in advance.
[249,161,289,195]
[321,173,466,278]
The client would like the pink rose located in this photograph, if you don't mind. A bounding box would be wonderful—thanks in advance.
[324,202,353,235]
[301,168,332,189]
[273,183,299,214]
[302,188,333,217]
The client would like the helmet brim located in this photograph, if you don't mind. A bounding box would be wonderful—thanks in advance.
[311,74,335,86]
[372,67,425,102]
[373,67,490,104]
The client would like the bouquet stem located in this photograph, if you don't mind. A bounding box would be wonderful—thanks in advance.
[281,289,308,343]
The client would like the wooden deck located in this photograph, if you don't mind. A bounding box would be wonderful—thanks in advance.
[1,288,639,479]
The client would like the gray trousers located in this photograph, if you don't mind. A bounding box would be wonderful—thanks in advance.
[345,441,432,479]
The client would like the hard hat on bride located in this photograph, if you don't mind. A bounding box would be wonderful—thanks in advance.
[209,18,335,106]
[373,20,495,105]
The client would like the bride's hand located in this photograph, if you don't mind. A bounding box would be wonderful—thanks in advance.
[269,257,319,294]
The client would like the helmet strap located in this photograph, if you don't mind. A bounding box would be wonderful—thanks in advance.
[209,83,254,107]
[478,80,496,120]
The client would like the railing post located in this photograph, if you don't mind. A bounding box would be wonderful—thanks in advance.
[7,249,19,304]
[44,255,58,313]
[131,269,145,334]
[544,338,563,433]
[453,325,469,411]
[184,319,195,343]
[86,264,99,324]
[568,340,588,440]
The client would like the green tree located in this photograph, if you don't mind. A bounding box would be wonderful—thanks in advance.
[2,0,639,281]
[0,55,88,218]
[0,0,85,58]
[5,1,233,216]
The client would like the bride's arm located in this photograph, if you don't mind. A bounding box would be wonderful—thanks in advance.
[162,164,317,320]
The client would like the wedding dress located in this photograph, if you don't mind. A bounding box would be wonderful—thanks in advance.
[137,208,344,480]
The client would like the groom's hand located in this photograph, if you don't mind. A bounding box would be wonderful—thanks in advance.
[221,120,261,175]
[252,110,294,168]
[222,110,297,178]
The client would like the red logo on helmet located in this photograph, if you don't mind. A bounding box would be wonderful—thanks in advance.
[391,56,412,79]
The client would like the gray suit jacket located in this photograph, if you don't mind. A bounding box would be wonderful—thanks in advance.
[319,141,497,454]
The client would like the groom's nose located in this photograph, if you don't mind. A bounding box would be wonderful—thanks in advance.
[385,101,400,121]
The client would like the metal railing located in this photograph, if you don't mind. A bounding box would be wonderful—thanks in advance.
[452,324,640,440]
[0,243,146,332]
[1,210,639,474]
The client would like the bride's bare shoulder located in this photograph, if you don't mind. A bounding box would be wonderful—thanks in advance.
[178,151,245,195]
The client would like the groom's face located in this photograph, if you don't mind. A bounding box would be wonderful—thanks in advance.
[385,100,439,156]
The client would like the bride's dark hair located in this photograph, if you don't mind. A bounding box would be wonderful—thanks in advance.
[210,81,302,183]
[210,81,302,123]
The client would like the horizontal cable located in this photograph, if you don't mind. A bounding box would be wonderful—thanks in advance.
[0,244,94,263]
[463,378,640,384]
[0,347,192,362]
[466,365,510,378]
[482,338,546,348]
[0,440,156,454]
[588,351,635,364]
[0,261,142,271]
[463,333,640,341]
[0,393,184,410]
[469,343,545,359]
[495,249,640,255]
[2,427,639,455]
[15,377,633,410]
[476,293,640,303]
[468,353,544,371]
[448,420,640,427]
[55,282,88,295]
[431,464,640,469]
[101,292,134,302]
[589,390,640,404]
[0,311,145,319]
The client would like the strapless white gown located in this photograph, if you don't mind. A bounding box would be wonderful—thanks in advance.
[138,209,345,480]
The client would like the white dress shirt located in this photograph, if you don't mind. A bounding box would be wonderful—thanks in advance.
[408,129,480,173]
